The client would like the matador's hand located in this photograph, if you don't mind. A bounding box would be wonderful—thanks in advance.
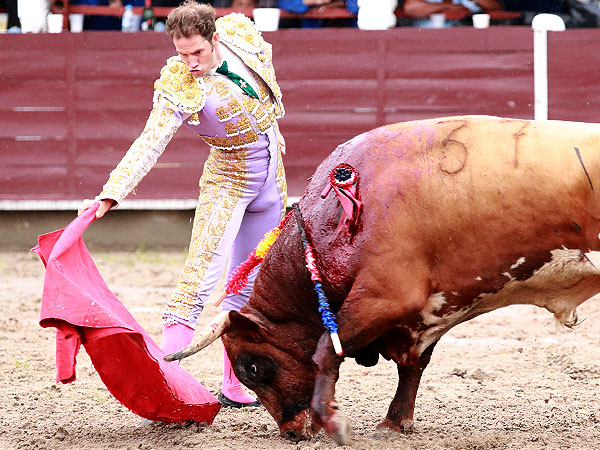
[78,198,116,219]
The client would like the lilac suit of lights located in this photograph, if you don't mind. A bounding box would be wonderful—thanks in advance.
[96,14,287,329]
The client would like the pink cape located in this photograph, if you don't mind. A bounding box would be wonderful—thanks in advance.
[32,205,221,424]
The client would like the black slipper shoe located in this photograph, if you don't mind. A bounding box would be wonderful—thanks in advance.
[218,392,262,408]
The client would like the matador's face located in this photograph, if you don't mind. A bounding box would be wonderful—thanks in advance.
[173,32,221,78]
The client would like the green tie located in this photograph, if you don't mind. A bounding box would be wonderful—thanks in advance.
[216,61,259,99]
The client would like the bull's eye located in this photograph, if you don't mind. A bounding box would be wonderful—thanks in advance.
[235,352,278,387]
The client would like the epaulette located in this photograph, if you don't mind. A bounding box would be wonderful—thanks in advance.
[216,13,283,119]
[153,56,207,113]
[216,13,267,54]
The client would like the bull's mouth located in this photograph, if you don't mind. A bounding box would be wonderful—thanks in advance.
[279,409,320,442]
[282,429,309,443]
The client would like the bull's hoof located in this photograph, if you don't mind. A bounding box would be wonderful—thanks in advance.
[377,417,414,435]
[326,410,351,446]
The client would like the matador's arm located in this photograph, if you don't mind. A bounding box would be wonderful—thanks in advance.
[96,95,187,206]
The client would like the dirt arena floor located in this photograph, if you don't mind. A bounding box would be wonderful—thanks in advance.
[3,248,600,449]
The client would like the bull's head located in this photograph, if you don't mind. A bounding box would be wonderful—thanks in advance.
[165,307,322,442]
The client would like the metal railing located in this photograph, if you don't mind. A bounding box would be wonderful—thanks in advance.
[48,1,522,29]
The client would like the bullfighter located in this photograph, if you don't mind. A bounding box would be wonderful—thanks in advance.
[78,0,287,408]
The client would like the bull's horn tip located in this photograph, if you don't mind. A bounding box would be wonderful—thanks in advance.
[163,352,181,362]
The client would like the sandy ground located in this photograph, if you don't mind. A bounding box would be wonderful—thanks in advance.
[3,248,600,450]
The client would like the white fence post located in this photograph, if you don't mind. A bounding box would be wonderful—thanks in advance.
[532,14,566,121]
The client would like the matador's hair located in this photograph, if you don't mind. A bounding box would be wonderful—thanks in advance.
[166,0,217,41]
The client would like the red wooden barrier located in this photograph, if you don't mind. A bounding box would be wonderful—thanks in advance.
[1,27,599,210]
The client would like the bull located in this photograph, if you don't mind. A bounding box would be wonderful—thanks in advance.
[166,115,600,445]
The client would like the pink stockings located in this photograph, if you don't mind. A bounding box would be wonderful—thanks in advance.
[161,323,258,406]
[161,323,194,356]
[221,345,258,405]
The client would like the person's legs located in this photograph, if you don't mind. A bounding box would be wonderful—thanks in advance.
[161,322,195,358]
[160,148,270,406]
[221,137,286,312]
[162,167,251,330]
[219,343,262,407]
[221,198,284,311]
[219,156,285,405]
[161,150,252,356]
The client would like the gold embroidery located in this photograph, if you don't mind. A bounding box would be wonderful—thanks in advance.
[224,122,239,137]
[276,150,288,218]
[243,130,258,145]
[98,96,182,203]
[188,112,199,125]
[216,13,284,119]
[214,81,231,99]
[229,98,242,117]
[257,117,271,132]
[153,57,206,113]
[243,98,259,115]
[237,116,251,133]
[258,81,270,102]
[163,149,248,325]
[231,135,245,147]
[216,105,231,122]
[254,104,267,121]
[200,132,255,151]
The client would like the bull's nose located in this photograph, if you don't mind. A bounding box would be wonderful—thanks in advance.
[284,430,305,442]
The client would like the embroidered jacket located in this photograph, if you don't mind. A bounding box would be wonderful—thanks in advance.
[97,13,284,204]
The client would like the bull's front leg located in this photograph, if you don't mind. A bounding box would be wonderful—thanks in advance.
[378,341,438,434]
[311,332,349,446]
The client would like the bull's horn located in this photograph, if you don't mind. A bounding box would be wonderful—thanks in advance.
[163,311,231,362]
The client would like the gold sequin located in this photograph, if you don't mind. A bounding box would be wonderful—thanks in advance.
[231,135,245,147]
[243,98,259,115]
[216,105,231,122]
[214,82,231,99]
[154,57,206,113]
[243,130,258,145]
[224,122,238,137]
[237,116,251,133]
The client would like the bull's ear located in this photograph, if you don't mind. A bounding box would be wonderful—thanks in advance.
[228,306,273,342]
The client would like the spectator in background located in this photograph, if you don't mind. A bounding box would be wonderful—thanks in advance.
[0,0,20,30]
[154,0,184,6]
[67,0,144,30]
[278,0,358,27]
[502,0,569,25]
[503,0,566,13]
[231,0,256,6]
[210,0,258,6]
[403,0,501,26]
